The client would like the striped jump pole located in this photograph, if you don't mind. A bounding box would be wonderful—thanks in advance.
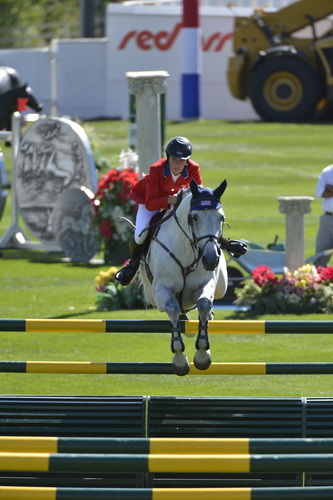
[2,319,333,334]
[1,486,333,500]
[2,486,333,500]
[1,361,333,375]
[3,452,333,473]
[2,436,333,455]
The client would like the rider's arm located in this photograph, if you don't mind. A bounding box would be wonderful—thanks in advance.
[145,167,170,211]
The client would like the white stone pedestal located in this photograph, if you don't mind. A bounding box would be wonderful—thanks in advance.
[277,196,314,271]
[126,71,169,175]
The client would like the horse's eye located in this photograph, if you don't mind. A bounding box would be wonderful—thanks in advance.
[192,214,198,222]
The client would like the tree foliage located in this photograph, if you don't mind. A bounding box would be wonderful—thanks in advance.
[0,0,112,49]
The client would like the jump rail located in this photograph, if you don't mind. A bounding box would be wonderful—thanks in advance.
[2,361,333,374]
[3,452,333,473]
[2,319,333,334]
[1,486,333,500]
[2,436,333,454]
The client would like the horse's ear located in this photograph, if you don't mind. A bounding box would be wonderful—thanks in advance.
[213,179,227,199]
[190,179,199,197]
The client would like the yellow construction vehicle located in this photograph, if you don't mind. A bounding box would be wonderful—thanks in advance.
[227,0,333,121]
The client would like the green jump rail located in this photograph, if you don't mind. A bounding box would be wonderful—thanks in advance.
[2,319,333,334]
[1,361,333,375]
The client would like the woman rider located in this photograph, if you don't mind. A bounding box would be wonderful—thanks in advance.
[115,136,246,286]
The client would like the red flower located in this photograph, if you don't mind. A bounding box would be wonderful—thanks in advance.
[93,167,139,243]
[317,266,333,282]
[252,265,278,287]
[99,219,113,239]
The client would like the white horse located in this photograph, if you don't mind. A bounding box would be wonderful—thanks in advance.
[140,179,228,376]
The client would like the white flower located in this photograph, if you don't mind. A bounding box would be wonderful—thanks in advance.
[111,205,132,242]
[118,149,139,173]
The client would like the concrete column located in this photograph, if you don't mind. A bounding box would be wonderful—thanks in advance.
[126,70,169,175]
[277,196,314,271]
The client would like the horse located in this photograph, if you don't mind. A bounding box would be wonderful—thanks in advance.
[0,66,42,131]
[140,179,228,376]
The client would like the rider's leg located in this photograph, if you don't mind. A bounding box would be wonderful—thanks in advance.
[220,236,247,259]
[115,205,158,286]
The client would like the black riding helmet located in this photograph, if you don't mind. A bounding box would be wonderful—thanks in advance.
[165,136,192,160]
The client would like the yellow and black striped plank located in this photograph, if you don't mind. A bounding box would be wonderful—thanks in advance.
[2,437,333,455]
[1,361,333,374]
[1,319,333,334]
[1,486,333,500]
[2,486,333,500]
[2,452,333,473]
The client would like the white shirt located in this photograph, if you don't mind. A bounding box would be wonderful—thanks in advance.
[171,172,180,183]
[315,164,333,212]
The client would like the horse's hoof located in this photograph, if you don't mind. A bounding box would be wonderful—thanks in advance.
[184,332,195,338]
[193,349,212,370]
[172,353,190,376]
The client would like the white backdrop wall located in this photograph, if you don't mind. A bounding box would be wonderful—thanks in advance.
[105,4,257,120]
[0,4,258,121]
[52,38,107,119]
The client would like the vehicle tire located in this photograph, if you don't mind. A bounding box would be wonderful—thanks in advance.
[248,56,322,122]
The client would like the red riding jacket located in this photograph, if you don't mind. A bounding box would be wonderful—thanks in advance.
[130,157,202,211]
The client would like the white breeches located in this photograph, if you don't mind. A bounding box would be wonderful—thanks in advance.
[134,204,159,244]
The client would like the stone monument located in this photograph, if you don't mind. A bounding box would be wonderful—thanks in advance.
[15,116,97,246]
[52,186,99,262]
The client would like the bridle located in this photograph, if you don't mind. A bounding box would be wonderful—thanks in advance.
[187,195,225,256]
[148,194,225,312]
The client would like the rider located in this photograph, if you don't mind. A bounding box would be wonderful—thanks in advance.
[115,136,246,286]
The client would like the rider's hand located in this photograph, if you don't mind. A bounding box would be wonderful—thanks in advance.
[168,194,178,205]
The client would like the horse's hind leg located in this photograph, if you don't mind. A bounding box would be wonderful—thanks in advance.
[194,297,212,370]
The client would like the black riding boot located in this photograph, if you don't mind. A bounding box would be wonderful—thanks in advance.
[220,236,247,259]
[115,239,144,286]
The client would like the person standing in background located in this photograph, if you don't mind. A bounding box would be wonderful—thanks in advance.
[314,164,333,267]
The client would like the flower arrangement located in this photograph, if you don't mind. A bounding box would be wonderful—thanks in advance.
[93,166,139,245]
[234,264,333,314]
[95,264,145,310]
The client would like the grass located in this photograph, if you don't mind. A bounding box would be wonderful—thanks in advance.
[1,119,333,397]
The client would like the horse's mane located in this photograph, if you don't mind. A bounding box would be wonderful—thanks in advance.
[175,186,191,208]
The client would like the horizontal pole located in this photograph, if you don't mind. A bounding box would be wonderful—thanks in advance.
[1,361,333,375]
[1,319,333,334]
[2,436,333,455]
[2,486,333,500]
[3,452,333,473]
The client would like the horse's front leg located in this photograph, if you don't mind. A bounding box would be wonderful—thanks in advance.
[154,283,190,377]
[194,295,213,370]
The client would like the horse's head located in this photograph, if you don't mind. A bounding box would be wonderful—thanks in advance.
[189,179,227,271]
[21,83,43,112]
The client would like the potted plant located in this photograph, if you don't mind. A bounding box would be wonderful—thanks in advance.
[234,264,333,314]
[93,166,138,263]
